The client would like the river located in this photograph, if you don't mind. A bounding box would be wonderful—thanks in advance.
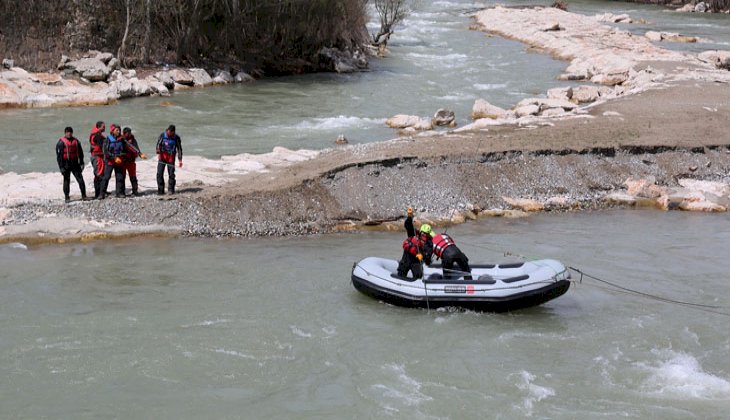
[1,210,729,418]
[1,0,728,174]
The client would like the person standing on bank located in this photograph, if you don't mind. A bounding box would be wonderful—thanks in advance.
[121,127,147,196]
[56,127,87,202]
[88,121,106,199]
[155,124,183,195]
[99,124,129,199]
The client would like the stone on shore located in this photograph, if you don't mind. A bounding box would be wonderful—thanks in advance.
[594,13,632,23]
[2,59,14,69]
[502,197,544,212]
[168,69,194,86]
[571,85,601,103]
[471,99,508,120]
[213,70,234,84]
[61,51,119,82]
[234,72,255,83]
[386,115,433,130]
[698,50,730,70]
[432,109,456,126]
[189,68,214,87]
[646,31,698,43]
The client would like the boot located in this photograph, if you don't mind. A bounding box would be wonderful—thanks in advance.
[131,177,140,196]
[157,187,165,196]
[169,184,175,195]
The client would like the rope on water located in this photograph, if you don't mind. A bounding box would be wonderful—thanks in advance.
[568,266,730,317]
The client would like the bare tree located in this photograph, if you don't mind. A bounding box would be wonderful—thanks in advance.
[371,0,410,53]
[117,0,131,66]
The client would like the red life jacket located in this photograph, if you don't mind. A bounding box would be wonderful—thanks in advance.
[432,233,455,259]
[402,236,423,257]
[60,137,80,161]
[89,127,104,156]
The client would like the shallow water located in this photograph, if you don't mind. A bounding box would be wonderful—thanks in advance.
[1,210,729,418]
[2,1,729,174]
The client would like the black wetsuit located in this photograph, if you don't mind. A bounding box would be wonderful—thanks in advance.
[56,136,87,200]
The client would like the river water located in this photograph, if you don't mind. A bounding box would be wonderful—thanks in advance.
[2,3,730,417]
[1,210,729,418]
[1,0,728,174]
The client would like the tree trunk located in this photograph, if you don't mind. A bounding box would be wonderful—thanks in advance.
[117,0,131,66]
[142,0,151,64]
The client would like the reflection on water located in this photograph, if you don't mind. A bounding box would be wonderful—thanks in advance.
[1,210,730,417]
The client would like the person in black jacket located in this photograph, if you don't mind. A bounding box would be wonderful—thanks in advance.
[55,127,87,202]
[155,124,183,195]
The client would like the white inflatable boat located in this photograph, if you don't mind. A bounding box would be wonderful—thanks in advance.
[351,257,571,312]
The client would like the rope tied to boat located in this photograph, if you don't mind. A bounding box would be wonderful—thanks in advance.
[567,266,730,317]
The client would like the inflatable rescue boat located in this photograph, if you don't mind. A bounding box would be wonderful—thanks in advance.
[351,257,571,312]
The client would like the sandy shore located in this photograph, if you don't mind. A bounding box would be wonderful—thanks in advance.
[2,6,730,244]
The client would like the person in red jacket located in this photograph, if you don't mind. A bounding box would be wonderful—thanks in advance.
[431,232,472,280]
[88,121,106,199]
[55,126,87,202]
[396,208,433,279]
[121,127,147,196]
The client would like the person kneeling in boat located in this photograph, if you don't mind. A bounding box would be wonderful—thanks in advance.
[431,232,472,280]
[396,208,433,279]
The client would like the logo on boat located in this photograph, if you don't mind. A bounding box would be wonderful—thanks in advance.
[444,285,466,294]
[467,285,475,295]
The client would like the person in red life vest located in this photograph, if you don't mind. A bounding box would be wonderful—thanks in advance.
[99,124,131,199]
[155,124,183,195]
[55,126,87,203]
[431,232,472,280]
[396,208,434,279]
[88,121,106,199]
[121,127,147,196]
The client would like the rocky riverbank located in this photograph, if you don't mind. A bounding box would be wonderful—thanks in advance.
[2,6,730,244]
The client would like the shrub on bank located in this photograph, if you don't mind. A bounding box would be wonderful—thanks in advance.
[0,0,370,74]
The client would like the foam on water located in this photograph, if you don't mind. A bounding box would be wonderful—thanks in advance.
[640,350,730,400]
[290,325,313,338]
[512,370,556,417]
[289,116,384,131]
[371,363,433,408]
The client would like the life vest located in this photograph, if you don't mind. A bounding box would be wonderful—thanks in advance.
[159,132,177,154]
[89,127,104,156]
[60,137,80,161]
[432,233,455,259]
[107,134,125,159]
[402,236,423,257]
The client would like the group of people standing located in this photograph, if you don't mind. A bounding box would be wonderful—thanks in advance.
[397,207,472,280]
[55,123,183,201]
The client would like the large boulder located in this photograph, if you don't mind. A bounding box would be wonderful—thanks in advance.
[514,104,539,118]
[234,72,255,83]
[318,47,368,73]
[153,71,175,89]
[188,68,213,87]
[471,99,508,120]
[63,57,113,82]
[168,69,194,86]
[212,70,234,84]
[145,76,170,96]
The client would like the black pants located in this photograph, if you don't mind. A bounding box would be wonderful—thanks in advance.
[442,246,471,280]
[60,163,86,199]
[100,163,126,198]
[91,155,104,198]
[397,251,423,279]
[157,161,176,193]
